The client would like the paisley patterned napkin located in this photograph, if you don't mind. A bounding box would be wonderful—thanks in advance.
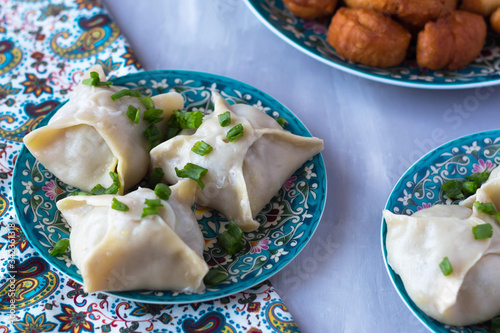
[0,1,299,332]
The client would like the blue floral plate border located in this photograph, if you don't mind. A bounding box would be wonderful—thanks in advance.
[244,0,500,89]
[12,70,327,304]
[382,129,500,332]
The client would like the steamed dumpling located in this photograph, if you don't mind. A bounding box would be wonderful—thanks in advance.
[24,65,184,194]
[57,180,208,293]
[150,93,324,232]
[383,189,500,326]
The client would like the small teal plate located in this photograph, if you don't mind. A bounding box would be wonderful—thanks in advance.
[12,70,327,304]
[382,130,500,332]
[244,0,500,89]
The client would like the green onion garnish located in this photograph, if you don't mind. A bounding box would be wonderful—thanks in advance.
[82,71,112,87]
[441,169,491,200]
[144,124,162,149]
[439,257,453,276]
[143,108,164,124]
[467,170,490,183]
[139,96,155,109]
[219,220,244,255]
[226,124,244,142]
[141,198,164,218]
[50,239,70,256]
[147,167,164,188]
[91,184,106,195]
[70,191,91,196]
[218,111,231,127]
[191,140,213,156]
[111,89,141,101]
[442,180,464,200]
[276,118,286,128]
[175,163,208,189]
[165,113,181,140]
[126,105,140,124]
[203,269,228,287]
[472,223,493,239]
[174,110,204,129]
[474,201,497,215]
[154,183,171,200]
[145,198,163,207]
[141,206,159,218]
[111,198,129,211]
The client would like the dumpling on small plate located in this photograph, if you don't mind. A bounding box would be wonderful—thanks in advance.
[57,180,208,293]
[150,92,324,232]
[23,65,184,194]
[383,188,500,326]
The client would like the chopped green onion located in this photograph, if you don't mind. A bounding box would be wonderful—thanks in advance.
[203,269,228,287]
[175,163,208,189]
[144,124,162,149]
[467,169,490,183]
[191,140,213,156]
[82,71,112,87]
[165,113,181,140]
[219,220,244,255]
[276,118,286,128]
[439,257,453,276]
[141,206,159,218]
[147,167,164,188]
[495,212,500,225]
[218,111,231,127]
[442,180,464,200]
[50,239,70,256]
[226,124,244,142]
[145,198,163,207]
[139,96,154,109]
[155,183,171,200]
[472,223,493,239]
[126,105,141,124]
[70,191,91,196]
[143,108,164,124]
[473,201,497,215]
[174,110,204,129]
[462,181,478,195]
[491,316,500,332]
[111,89,141,101]
[91,184,106,195]
[111,198,129,211]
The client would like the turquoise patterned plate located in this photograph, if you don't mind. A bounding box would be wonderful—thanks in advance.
[12,70,327,304]
[382,130,500,332]
[244,0,500,89]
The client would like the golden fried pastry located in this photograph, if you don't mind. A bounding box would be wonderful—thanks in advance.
[491,7,500,34]
[282,0,337,19]
[343,0,374,9]
[327,8,411,68]
[417,11,486,70]
[371,0,446,27]
[442,0,458,14]
[460,0,500,16]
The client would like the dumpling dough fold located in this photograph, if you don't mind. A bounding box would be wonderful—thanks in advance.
[150,93,324,232]
[383,189,500,326]
[24,65,184,194]
[57,180,208,293]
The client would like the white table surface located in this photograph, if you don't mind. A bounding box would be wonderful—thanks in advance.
[104,1,500,332]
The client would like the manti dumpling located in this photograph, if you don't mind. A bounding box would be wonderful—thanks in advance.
[24,65,184,194]
[56,180,208,293]
[383,189,500,326]
[150,93,324,232]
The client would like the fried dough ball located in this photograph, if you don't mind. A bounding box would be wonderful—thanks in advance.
[343,0,374,9]
[371,0,446,27]
[460,0,500,16]
[491,7,500,34]
[327,8,411,67]
[282,0,337,19]
[416,11,486,70]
